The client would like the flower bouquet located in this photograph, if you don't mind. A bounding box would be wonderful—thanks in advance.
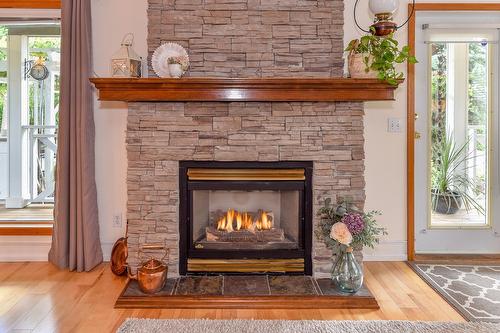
[167,55,189,78]
[316,198,387,292]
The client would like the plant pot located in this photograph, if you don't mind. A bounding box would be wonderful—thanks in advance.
[431,190,463,215]
[168,63,183,78]
[347,53,378,79]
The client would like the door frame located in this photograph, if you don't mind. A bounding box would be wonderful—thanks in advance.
[407,3,500,260]
[0,1,60,9]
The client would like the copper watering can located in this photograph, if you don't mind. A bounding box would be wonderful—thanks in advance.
[128,242,170,294]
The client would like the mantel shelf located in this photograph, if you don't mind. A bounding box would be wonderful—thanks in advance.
[90,77,401,103]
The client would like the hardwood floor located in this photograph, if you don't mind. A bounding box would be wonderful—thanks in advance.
[0,204,53,221]
[0,262,464,333]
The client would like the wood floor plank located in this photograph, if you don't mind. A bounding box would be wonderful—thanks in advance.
[0,261,465,333]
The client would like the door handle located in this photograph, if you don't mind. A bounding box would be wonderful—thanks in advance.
[415,131,422,139]
[415,113,419,120]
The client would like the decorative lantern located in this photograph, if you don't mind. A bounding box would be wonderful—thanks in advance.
[111,33,142,78]
[354,0,415,36]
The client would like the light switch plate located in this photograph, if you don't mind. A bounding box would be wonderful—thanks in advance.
[388,118,402,133]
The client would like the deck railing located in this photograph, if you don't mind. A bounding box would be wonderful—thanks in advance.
[22,125,57,203]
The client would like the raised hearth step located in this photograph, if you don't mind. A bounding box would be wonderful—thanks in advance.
[115,275,378,309]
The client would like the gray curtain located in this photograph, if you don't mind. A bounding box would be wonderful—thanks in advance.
[49,0,103,272]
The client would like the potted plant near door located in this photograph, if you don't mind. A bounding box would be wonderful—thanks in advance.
[431,135,485,215]
[345,33,417,85]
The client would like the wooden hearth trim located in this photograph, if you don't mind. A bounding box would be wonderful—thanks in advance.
[115,294,379,309]
[90,77,401,102]
[187,258,304,273]
[187,168,305,181]
[115,279,379,309]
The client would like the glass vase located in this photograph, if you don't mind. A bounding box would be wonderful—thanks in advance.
[331,247,363,293]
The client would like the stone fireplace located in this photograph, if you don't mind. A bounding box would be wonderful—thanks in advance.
[125,0,365,277]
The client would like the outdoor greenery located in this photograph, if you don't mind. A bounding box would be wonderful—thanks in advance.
[0,26,7,133]
[468,43,488,126]
[0,25,61,132]
[430,42,488,216]
[345,33,417,85]
[431,135,485,215]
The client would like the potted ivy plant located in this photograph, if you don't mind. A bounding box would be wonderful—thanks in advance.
[431,135,485,215]
[345,33,417,85]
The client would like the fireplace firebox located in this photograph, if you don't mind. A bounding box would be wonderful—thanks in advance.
[179,161,313,275]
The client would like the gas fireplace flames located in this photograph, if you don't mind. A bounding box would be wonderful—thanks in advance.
[216,209,273,232]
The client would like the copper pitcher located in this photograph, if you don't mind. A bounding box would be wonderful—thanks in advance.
[128,243,169,294]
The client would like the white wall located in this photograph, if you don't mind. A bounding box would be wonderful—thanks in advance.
[90,0,148,259]
[8,0,500,262]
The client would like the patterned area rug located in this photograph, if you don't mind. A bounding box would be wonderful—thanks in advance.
[410,263,500,323]
[117,319,500,333]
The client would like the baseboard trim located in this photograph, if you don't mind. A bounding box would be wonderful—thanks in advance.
[0,238,116,262]
[0,236,51,261]
[363,240,407,261]
[413,253,500,263]
[102,241,114,261]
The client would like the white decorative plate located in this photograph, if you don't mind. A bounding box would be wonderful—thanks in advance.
[151,42,189,78]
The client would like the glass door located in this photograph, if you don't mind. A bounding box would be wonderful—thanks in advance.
[414,19,500,253]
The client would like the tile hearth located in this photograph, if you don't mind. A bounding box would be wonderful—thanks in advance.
[116,276,377,309]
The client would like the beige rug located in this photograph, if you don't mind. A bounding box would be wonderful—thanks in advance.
[117,319,500,333]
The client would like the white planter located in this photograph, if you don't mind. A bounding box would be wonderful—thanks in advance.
[168,63,183,78]
[348,53,378,79]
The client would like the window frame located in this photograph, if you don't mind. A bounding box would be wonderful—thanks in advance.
[0,0,60,236]
[0,1,60,9]
[425,39,494,230]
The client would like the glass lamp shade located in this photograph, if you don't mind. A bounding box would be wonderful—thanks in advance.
[111,41,142,78]
[368,0,398,16]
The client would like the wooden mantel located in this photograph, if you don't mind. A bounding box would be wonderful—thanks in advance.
[90,78,400,102]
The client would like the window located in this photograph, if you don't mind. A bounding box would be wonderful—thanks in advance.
[0,19,60,222]
[428,30,494,227]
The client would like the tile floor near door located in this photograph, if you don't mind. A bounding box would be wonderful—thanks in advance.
[0,262,465,332]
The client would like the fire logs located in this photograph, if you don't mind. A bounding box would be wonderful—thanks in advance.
[205,226,285,243]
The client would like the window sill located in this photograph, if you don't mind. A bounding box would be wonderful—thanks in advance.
[428,223,491,230]
[0,221,53,236]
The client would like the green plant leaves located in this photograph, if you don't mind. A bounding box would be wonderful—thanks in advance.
[346,33,418,85]
[316,199,387,253]
[431,135,486,215]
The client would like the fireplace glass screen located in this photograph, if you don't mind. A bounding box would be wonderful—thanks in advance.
[179,161,313,275]
[192,190,301,251]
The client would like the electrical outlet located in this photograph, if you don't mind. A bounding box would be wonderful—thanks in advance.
[388,118,402,133]
[112,213,122,228]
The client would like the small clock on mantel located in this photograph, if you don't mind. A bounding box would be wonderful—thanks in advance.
[25,56,50,81]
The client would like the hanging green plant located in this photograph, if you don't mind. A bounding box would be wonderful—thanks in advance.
[345,33,418,85]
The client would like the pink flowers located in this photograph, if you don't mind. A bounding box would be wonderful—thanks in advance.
[330,222,353,245]
[330,213,365,246]
[341,213,365,235]
[318,199,386,252]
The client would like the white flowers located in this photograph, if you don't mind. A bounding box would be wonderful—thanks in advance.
[330,222,353,245]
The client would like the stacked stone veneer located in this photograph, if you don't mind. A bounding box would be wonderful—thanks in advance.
[125,0,366,277]
[147,0,344,77]
[127,101,365,276]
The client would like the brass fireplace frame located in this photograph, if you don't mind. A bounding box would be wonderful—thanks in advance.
[179,161,313,275]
